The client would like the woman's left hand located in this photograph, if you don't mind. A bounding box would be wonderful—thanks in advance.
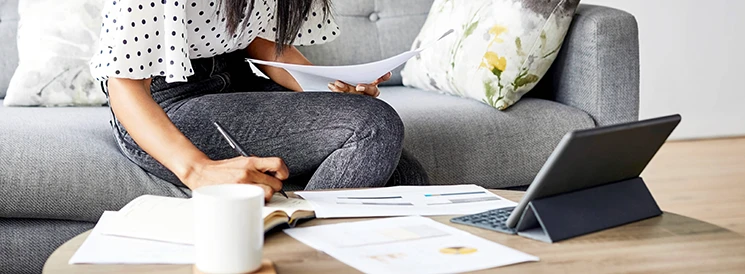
[327,72,392,98]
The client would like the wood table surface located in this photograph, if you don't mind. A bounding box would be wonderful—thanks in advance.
[43,190,745,273]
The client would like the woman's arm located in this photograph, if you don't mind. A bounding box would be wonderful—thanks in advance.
[107,78,288,199]
[108,78,208,179]
[246,38,310,91]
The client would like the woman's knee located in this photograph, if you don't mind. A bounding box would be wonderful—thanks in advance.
[343,95,405,147]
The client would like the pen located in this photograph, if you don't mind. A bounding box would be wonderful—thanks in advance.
[213,121,289,199]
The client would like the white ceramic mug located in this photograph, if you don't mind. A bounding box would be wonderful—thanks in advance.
[193,184,264,274]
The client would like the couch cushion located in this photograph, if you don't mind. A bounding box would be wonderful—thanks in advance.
[0,101,190,223]
[378,87,595,188]
[298,0,435,86]
[0,0,20,99]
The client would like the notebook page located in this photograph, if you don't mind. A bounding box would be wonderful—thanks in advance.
[264,195,314,217]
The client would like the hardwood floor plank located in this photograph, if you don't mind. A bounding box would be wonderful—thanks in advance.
[642,137,745,235]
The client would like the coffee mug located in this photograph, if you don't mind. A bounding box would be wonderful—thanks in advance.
[193,184,264,274]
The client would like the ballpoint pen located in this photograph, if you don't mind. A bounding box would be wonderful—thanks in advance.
[213,121,289,199]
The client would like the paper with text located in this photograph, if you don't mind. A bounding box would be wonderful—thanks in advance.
[296,185,517,218]
[284,216,538,274]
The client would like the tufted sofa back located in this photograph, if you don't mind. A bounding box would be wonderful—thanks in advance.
[297,0,435,86]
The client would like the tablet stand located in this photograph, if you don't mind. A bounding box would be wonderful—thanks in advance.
[515,177,662,243]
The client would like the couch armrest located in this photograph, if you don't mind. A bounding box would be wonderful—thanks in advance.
[536,4,640,126]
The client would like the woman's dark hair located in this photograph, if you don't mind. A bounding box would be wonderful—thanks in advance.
[220,0,331,54]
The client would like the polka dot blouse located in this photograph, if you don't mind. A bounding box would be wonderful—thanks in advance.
[90,0,340,83]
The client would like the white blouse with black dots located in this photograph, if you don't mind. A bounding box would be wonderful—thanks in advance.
[90,0,340,83]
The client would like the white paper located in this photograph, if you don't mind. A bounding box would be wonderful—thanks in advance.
[284,216,538,274]
[248,29,454,91]
[69,211,194,265]
[264,194,315,217]
[101,195,194,245]
[296,185,517,218]
[100,194,312,245]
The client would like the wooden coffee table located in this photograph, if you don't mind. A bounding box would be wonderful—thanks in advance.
[43,190,745,273]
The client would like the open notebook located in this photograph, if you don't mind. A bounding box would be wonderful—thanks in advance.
[99,194,314,245]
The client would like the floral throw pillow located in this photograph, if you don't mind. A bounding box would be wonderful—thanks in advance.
[3,0,107,107]
[401,0,580,110]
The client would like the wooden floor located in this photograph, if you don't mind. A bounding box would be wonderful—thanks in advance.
[642,137,745,235]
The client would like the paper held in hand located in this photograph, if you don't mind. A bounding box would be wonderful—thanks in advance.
[247,29,454,91]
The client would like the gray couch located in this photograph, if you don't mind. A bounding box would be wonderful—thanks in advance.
[0,0,639,272]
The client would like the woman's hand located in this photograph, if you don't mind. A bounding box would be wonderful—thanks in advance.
[328,72,392,97]
[182,156,290,201]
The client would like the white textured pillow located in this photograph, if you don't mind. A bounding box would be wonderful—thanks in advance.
[402,0,580,110]
[4,0,106,107]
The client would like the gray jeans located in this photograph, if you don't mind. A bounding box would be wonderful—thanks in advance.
[105,50,429,191]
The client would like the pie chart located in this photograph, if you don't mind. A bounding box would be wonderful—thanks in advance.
[439,246,478,255]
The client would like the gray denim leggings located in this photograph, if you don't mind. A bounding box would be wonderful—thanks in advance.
[105,50,429,191]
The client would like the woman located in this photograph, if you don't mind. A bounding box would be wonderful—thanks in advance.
[90,0,429,200]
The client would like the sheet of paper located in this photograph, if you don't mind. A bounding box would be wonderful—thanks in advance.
[248,29,454,91]
[296,185,517,218]
[100,194,310,244]
[69,211,194,265]
[284,216,538,274]
[101,195,194,244]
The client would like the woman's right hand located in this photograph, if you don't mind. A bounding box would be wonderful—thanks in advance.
[182,156,290,201]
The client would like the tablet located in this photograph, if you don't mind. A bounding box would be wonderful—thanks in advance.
[504,114,681,228]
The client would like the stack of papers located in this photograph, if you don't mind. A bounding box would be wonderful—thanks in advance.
[297,185,516,218]
[285,216,538,273]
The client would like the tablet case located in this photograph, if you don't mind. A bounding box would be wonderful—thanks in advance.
[515,177,661,243]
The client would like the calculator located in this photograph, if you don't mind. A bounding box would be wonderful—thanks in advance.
[450,207,518,234]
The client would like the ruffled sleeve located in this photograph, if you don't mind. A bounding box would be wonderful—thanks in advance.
[258,2,341,46]
[91,0,193,83]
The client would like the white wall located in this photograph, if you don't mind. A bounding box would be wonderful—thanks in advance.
[584,0,745,140]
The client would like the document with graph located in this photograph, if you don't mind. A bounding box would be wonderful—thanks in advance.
[284,216,538,273]
[296,185,517,218]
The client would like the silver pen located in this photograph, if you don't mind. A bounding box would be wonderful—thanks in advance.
[213,121,289,199]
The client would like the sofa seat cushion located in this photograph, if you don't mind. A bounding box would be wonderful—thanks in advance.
[0,101,190,223]
[378,87,595,188]
[0,87,594,222]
